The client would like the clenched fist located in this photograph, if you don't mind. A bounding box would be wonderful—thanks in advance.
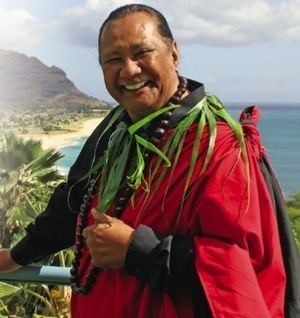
[82,209,135,268]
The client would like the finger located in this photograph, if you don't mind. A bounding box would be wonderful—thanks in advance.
[94,222,112,231]
[82,227,89,239]
[92,209,114,224]
[82,225,96,238]
[91,208,107,223]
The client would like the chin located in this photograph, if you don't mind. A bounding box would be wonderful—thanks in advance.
[127,105,159,121]
[126,100,156,111]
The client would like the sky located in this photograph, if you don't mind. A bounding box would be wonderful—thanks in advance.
[0,0,300,104]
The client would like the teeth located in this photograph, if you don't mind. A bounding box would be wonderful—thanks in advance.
[124,81,146,90]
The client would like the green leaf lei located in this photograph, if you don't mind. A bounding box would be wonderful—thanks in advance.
[69,93,248,215]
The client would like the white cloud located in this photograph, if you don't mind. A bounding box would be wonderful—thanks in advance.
[52,0,300,48]
[0,8,42,50]
[52,0,137,47]
[277,0,300,41]
[166,0,298,46]
[4,0,297,50]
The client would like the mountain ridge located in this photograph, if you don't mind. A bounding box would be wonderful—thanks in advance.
[0,50,110,110]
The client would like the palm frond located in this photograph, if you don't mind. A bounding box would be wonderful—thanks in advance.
[0,283,21,298]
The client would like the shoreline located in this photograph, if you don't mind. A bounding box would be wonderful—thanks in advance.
[19,117,104,150]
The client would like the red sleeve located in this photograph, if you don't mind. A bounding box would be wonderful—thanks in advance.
[193,116,286,317]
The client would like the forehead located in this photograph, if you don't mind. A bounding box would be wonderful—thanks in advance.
[100,12,164,54]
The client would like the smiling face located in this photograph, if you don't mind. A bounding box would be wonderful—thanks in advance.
[99,12,180,122]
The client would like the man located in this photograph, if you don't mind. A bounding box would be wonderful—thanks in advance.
[0,4,299,318]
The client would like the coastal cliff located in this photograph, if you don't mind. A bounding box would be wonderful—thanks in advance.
[0,50,110,110]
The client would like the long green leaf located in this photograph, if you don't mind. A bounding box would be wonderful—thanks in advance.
[146,97,206,203]
[127,141,145,190]
[98,131,133,212]
[0,282,21,298]
[135,135,170,166]
[199,104,217,175]
[182,110,206,196]
[128,104,179,135]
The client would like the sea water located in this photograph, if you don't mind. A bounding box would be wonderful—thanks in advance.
[57,105,300,197]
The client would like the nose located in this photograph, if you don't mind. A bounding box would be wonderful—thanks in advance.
[120,58,141,78]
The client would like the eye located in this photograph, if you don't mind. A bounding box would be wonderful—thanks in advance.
[104,57,121,65]
[136,49,154,58]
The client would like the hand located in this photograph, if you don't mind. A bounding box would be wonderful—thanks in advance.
[0,248,22,272]
[82,209,135,269]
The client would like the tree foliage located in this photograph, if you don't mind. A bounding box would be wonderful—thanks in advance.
[0,133,72,317]
[0,133,64,247]
[286,191,300,250]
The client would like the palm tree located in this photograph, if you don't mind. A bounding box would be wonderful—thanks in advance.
[0,132,64,247]
[0,133,73,317]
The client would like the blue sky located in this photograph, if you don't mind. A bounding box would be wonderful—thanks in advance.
[0,0,299,104]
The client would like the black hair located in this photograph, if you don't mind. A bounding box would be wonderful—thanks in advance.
[98,4,174,65]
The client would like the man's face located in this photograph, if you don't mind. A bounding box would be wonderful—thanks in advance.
[100,12,179,122]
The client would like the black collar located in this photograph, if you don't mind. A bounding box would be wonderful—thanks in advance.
[169,79,205,127]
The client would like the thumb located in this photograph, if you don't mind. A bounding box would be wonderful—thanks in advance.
[91,208,114,224]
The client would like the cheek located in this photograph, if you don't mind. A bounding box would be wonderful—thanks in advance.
[140,57,161,77]
[103,72,118,95]
[103,66,117,83]
[147,59,176,83]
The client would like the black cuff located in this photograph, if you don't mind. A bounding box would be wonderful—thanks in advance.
[11,236,46,265]
[10,223,71,265]
[124,224,200,296]
[125,224,171,280]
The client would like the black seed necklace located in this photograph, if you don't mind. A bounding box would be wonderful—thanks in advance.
[70,76,188,295]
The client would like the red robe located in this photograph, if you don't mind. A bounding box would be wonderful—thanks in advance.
[71,109,286,317]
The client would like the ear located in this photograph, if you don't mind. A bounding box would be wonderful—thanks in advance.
[171,41,180,70]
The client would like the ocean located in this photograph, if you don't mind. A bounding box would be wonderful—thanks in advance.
[57,105,300,197]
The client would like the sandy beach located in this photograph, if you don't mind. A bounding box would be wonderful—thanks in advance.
[19,117,104,150]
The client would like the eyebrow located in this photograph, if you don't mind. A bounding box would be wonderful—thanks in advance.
[102,50,120,59]
[103,40,152,54]
[131,42,151,50]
